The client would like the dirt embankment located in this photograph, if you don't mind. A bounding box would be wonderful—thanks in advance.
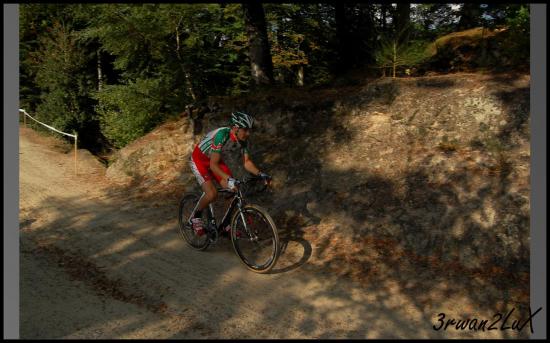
[19,71,532,339]
[104,71,531,326]
[107,72,530,281]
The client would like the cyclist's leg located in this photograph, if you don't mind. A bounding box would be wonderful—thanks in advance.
[189,156,218,236]
[213,162,234,237]
[197,180,217,212]
[189,155,218,213]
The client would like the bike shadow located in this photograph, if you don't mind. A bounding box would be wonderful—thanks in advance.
[201,186,315,274]
[252,189,319,274]
[269,225,313,274]
[200,224,313,275]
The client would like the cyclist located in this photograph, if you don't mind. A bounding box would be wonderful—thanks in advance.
[188,111,271,236]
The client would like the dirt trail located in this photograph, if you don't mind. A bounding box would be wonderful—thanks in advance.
[19,127,527,339]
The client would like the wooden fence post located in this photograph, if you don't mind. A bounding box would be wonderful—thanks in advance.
[74,133,78,176]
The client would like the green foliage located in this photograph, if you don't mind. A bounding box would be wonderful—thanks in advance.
[503,5,530,65]
[506,6,529,34]
[266,4,308,83]
[78,4,172,79]
[410,4,461,40]
[73,3,254,144]
[374,28,430,77]
[20,4,74,113]
[94,78,164,148]
[19,3,531,151]
[265,4,336,85]
[77,4,251,99]
[31,19,97,134]
[209,4,252,94]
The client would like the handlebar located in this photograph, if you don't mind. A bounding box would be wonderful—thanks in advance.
[218,175,271,194]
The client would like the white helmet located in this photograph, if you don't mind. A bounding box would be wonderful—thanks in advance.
[230,111,254,129]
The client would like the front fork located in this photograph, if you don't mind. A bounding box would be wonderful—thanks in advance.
[237,203,259,242]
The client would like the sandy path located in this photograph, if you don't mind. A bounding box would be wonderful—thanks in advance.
[19,127,527,339]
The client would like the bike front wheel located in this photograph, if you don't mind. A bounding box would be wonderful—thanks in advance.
[178,193,210,251]
[230,204,280,273]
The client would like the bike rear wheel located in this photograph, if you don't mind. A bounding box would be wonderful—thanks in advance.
[230,204,280,273]
[178,193,210,251]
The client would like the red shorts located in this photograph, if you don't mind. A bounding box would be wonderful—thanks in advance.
[189,146,232,186]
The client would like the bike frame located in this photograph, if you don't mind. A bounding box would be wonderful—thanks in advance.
[188,187,247,234]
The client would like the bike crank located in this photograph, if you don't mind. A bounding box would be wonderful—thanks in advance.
[207,224,219,244]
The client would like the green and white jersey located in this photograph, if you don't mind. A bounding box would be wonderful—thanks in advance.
[196,127,250,159]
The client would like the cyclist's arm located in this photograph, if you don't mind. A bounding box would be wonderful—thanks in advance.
[240,140,260,176]
[210,152,231,181]
[243,153,260,176]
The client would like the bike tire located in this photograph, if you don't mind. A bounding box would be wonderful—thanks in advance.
[178,193,210,251]
[230,204,280,273]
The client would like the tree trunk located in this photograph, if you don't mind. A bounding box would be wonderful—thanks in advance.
[297,65,304,86]
[242,3,274,86]
[183,71,197,101]
[395,3,411,44]
[275,71,285,83]
[393,41,397,78]
[175,19,197,101]
[480,26,488,66]
[381,4,388,29]
[357,4,376,65]
[458,3,481,30]
[97,50,103,91]
[334,3,351,72]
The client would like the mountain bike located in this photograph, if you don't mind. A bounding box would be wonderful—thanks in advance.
[178,175,280,273]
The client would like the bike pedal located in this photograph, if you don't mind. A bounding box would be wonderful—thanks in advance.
[207,228,219,245]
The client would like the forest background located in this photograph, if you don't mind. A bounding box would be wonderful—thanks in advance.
[19,3,529,153]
